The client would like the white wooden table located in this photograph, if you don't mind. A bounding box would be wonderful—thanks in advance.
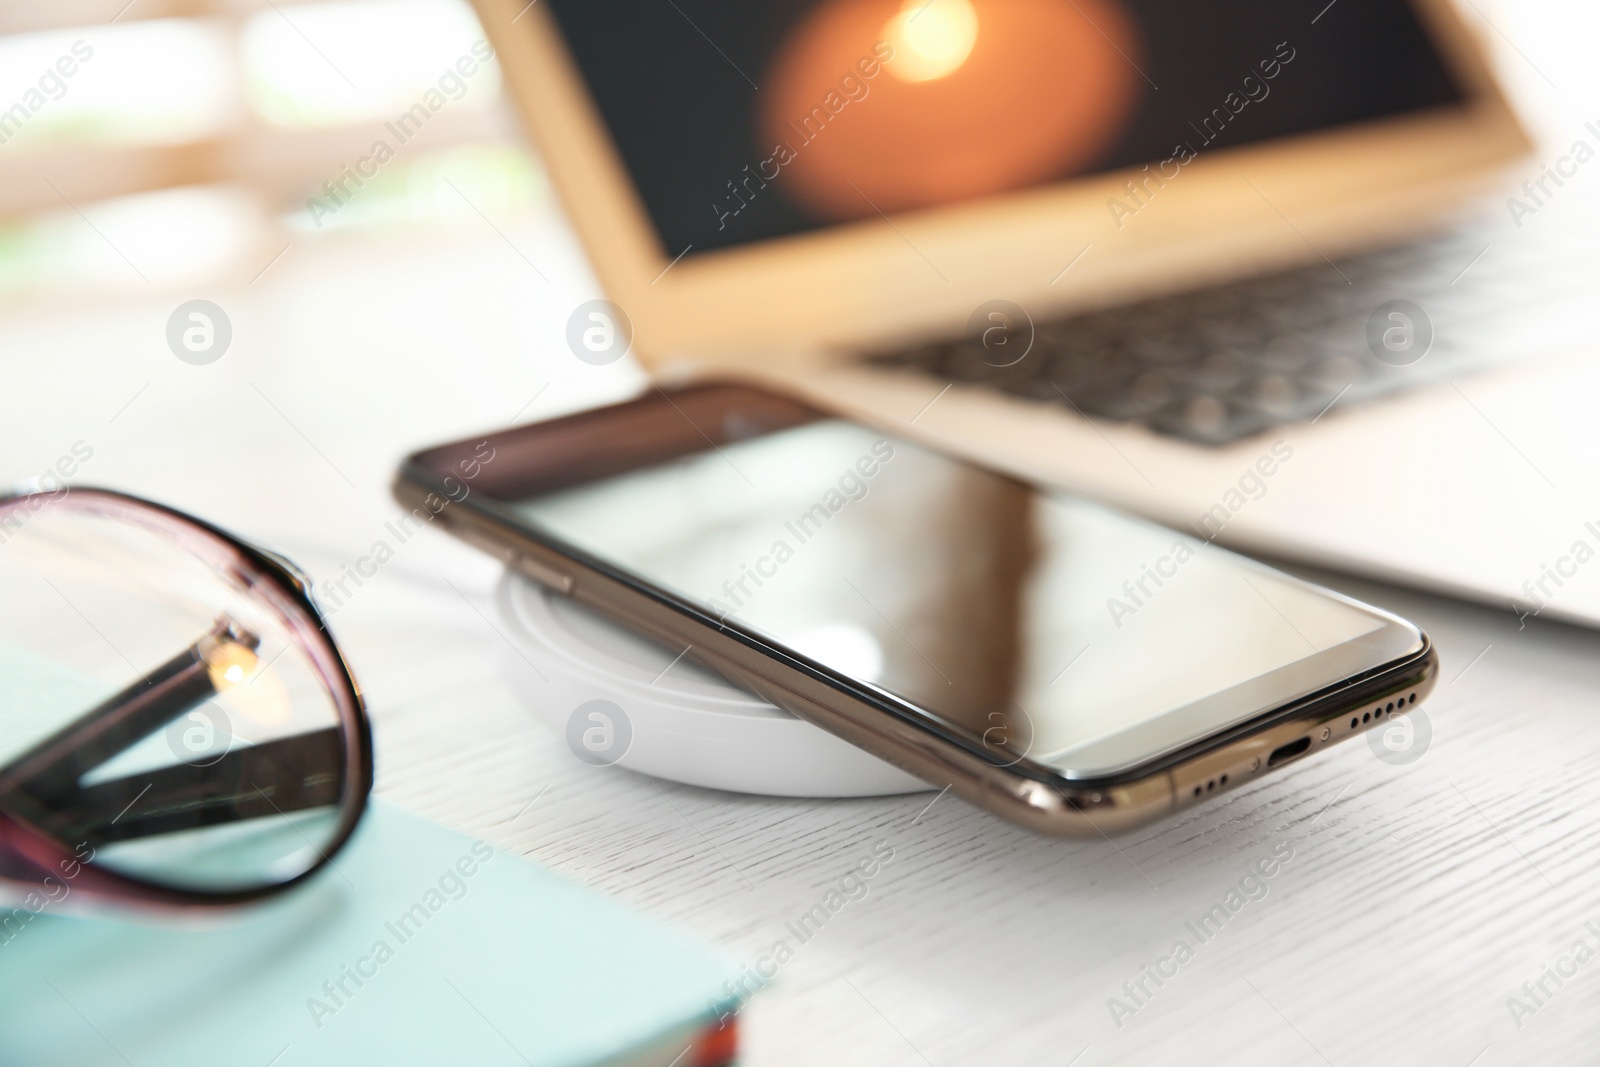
[5,204,1598,1067]
[9,9,1600,1049]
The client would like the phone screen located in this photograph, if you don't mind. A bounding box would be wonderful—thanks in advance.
[513,419,1401,776]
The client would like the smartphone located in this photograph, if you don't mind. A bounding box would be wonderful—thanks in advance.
[396,382,1436,836]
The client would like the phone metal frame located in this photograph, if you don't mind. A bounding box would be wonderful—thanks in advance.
[396,386,1436,836]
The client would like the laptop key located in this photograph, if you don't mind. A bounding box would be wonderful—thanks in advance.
[1145,396,1275,445]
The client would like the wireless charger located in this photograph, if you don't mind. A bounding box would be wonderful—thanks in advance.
[494,570,932,798]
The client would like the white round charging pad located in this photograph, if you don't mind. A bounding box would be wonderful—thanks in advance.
[494,570,932,797]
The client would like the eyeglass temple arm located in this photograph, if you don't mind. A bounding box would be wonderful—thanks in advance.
[0,620,344,846]
[44,727,344,846]
[0,620,258,806]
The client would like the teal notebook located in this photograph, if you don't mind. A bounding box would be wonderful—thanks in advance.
[0,801,742,1067]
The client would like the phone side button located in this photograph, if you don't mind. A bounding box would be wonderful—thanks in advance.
[513,554,575,595]
[457,525,518,565]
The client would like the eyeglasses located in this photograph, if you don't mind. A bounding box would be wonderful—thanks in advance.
[0,486,372,910]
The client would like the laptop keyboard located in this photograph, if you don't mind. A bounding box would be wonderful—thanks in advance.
[866,210,1599,446]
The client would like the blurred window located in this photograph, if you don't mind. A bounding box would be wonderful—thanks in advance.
[0,0,539,299]
[241,0,499,128]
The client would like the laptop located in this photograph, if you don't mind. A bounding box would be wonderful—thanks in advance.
[475,0,1600,628]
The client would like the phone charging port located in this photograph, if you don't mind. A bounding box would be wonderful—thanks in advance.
[1268,737,1312,767]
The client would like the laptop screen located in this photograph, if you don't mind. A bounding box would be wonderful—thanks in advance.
[542,0,1463,258]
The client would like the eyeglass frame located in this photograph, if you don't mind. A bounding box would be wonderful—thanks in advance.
[0,486,374,910]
